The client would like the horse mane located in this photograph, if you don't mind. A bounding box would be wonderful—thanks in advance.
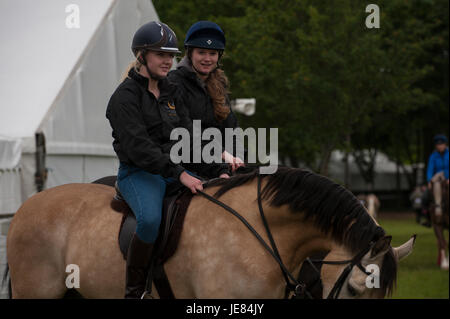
[206,165,397,296]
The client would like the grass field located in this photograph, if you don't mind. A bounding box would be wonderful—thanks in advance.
[377,213,449,299]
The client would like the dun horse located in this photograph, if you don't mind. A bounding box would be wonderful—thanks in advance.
[5,167,415,298]
[429,179,449,270]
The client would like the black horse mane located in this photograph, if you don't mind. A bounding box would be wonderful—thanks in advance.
[206,165,397,295]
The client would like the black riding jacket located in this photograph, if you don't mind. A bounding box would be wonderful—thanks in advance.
[168,57,240,155]
[106,68,230,179]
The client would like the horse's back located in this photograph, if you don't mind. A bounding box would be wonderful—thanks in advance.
[9,183,115,237]
[7,183,124,298]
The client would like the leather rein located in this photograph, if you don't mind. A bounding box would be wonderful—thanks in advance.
[197,173,375,299]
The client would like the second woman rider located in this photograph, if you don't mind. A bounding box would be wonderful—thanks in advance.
[168,21,245,172]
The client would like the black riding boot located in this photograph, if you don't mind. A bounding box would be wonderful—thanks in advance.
[125,233,154,299]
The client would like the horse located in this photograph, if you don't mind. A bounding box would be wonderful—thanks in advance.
[5,166,415,299]
[357,194,380,220]
[429,179,449,270]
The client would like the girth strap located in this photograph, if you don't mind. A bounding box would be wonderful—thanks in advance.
[153,263,175,299]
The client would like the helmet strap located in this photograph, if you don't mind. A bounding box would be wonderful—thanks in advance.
[138,51,164,81]
[145,64,164,81]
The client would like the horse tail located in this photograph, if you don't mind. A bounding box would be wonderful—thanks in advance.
[2,263,11,299]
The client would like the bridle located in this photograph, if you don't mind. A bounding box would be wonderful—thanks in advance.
[197,172,377,299]
[307,242,375,299]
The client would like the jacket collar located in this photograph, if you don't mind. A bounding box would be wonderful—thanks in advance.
[177,56,193,72]
[128,67,148,87]
[177,56,207,90]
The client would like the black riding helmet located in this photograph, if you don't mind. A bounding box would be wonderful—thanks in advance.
[184,21,226,76]
[433,134,448,145]
[184,21,226,51]
[131,21,181,80]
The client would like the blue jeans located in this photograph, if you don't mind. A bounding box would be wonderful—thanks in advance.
[117,162,200,243]
[117,162,177,244]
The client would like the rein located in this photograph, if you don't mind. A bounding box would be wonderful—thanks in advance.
[198,172,376,299]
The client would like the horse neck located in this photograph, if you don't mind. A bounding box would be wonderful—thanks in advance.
[255,182,333,269]
[210,178,345,273]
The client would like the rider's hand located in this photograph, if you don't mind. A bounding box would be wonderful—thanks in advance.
[222,151,245,172]
[179,171,203,194]
[219,173,230,179]
[233,156,245,171]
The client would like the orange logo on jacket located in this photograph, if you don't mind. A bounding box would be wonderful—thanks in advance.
[168,101,176,110]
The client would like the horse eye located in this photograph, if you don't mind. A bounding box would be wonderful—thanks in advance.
[347,284,358,297]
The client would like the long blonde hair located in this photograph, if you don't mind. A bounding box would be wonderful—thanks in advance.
[120,51,144,82]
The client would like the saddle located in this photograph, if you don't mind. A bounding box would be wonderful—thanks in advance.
[94,176,194,298]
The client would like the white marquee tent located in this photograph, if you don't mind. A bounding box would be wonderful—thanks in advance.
[0,0,160,215]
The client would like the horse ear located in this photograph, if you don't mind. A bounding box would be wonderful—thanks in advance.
[392,235,416,261]
[370,235,392,258]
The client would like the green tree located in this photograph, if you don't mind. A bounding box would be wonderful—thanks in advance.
[351,0,449,188]
[154,0,449,183]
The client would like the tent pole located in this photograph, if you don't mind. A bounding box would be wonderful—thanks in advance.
[34,132,47,192]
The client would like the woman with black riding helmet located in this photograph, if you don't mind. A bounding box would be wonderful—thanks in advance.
[168,21,245,172]
[106,21,230,299]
